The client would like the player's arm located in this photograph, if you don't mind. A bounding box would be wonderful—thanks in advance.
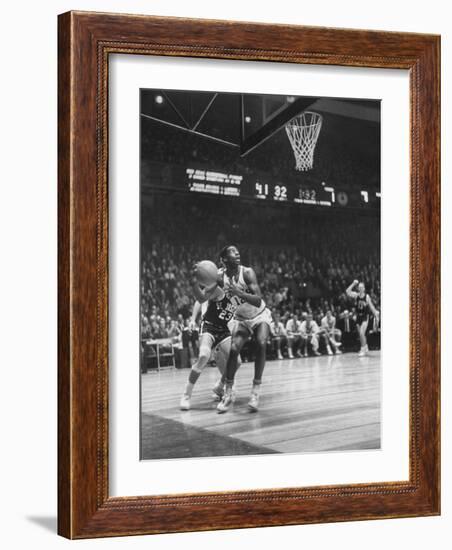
[189,300,201,331]
[366,295,380,319]
[229,267,262,308]
[192,281,218,303]
[192,282,208,303]
[346,279,359,299]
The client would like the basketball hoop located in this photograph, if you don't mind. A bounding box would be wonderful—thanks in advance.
[285,111,323,171]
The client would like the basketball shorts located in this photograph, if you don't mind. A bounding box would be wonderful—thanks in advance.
[235,307,272,334]
[200,321,231,348]
[357,314,369,326]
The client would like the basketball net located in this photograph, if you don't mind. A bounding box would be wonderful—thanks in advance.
[285,111,323,171]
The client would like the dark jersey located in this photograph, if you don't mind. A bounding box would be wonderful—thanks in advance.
[203,293,236,329]
[355,294,370,323]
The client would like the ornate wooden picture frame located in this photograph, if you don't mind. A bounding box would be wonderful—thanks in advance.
[58,11,440,539]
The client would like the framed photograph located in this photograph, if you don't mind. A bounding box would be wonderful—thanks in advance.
[58,11,440,538]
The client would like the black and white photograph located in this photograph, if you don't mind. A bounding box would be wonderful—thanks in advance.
[139,89,381,460]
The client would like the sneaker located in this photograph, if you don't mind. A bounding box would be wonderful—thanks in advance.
[217,386,233,413]
[248,391,260,412]
[327,346,333,356]
[212,380,225,401]
[358,348,367,357]
[335,341,342,347]
[180,394,191,411]
[296,350,303,358]
[303,351,308,358]
[335,349,342,355]
[314,350,321,356]
[288,351,294,359]
[277,351,283,360]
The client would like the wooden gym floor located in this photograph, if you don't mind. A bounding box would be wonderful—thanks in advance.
[140,352,381,460]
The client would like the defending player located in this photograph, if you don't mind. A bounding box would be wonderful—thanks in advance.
[179,262,236,410]
[216,245,272,413]
[346,280,380,356]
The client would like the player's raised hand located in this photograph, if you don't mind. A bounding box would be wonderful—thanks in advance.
[353,279,359,286]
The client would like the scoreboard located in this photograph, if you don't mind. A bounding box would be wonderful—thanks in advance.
[185,166,380,209]
[142,162,380,210]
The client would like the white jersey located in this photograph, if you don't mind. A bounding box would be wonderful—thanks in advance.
[220,265,266,321]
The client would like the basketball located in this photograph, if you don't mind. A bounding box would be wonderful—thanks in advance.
[195,260,218,286]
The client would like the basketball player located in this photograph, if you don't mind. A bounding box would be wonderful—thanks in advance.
[346,280,380,356]
[179,270,236,411]
[320,310,342,355]
[216,245,272,413]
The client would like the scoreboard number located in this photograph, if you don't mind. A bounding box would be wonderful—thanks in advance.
[274,185,287,200]
[255,181,269,198]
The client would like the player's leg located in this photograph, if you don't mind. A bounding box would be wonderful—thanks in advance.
[225,326,249,382]
[190,329,199,360]
[358,320,369,356]
[247,321,270,412]
[217,326,249,413]
[253,321,270,382]
[180,333,214,410]
[212,337,241,400]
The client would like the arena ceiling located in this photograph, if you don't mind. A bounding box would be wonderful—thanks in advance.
[140,90,380,158]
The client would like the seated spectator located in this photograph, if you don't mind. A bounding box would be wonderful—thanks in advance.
[320,310,342,355]
[300,313,321,357]
[270,312,287,360]
[286,313,303,359]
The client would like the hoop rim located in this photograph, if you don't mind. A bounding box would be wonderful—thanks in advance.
[286,111,323,128]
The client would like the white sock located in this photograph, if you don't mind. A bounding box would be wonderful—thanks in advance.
[252,381,262,394]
